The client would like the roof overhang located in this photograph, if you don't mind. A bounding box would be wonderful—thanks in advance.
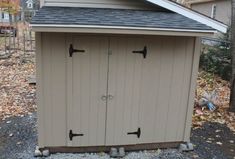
[146,0,228,33]
[187,0,216,5]
[31,24,216,37]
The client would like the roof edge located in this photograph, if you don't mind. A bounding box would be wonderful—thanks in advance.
[30,24,216,37]
[146,0,228,33]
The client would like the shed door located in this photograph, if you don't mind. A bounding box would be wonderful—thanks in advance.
[105,37,144,145]
[67,36,109,147]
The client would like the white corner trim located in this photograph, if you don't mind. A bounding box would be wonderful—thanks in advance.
[146,0,228,33]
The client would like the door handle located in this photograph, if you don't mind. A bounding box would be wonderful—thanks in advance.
[101,95,108,101]
[108,95,114,100]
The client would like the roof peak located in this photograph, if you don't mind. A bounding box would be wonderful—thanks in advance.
[145,0,227,33]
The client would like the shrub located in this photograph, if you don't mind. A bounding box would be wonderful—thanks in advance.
[199,32,231,81]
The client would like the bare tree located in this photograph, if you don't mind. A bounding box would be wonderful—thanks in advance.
[230,0,235,112]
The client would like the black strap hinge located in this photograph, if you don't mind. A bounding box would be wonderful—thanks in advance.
[69,44,85,57]
[69,130,84,141]
[127,127,141,138]
[133,46,147,59]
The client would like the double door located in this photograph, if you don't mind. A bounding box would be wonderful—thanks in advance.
[67,36,146,147]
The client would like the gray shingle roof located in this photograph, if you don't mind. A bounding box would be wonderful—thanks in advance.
[31,6,215,31]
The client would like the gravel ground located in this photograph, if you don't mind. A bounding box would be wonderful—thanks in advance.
[0,113,234,159]
[46,150,190,159]
[191,122,235,159]
[0,113,37,159]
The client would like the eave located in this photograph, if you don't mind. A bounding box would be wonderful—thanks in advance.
[30,24,216,37]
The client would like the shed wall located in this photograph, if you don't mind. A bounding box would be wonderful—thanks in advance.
[36,33,197,147]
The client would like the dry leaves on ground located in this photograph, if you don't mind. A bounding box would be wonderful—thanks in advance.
[0,49,36,121]
[193,71,235,132]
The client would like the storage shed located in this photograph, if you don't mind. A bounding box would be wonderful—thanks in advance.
[30,0,227,153]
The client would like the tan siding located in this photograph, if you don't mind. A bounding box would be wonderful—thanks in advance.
[38,34,197,147]
[43,0,158,9]
[184,37,201,141]
[175,38,195,141]
[69,36,108,147]
[38,33,67,147]
[50,33,67,146]
[106,37,143,145]
[137,36,194,143]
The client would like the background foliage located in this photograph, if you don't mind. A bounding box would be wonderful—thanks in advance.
[199,32,231,81]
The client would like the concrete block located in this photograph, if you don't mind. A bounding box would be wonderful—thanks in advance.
[110,147,118,158]
[119,147,125,157]
[42,149,50,157]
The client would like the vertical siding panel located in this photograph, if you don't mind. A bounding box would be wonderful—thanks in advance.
[42,33,53,146]
[51,33,67,146]
[96,37,108,145]
[71,36,107,146]
[138,37,161,143]
[130,38,143,144]
[106,37,141,145]
[127,38,143,144]
[154,37,174,142]
[66,34,73,146]
[81,37,91,146]
[176,37,195,141]
[184,37,201,141]
[164,37,187,142]
[105,37,117,145]
[112,38,126,145]
[88,37,108,145]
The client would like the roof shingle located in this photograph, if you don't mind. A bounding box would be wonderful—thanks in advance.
[31,6,215,31]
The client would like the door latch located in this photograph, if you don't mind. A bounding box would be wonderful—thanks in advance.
[133,46,147,59]
[69,44,85,57]
[69,130,84,141]
[127,127,141,138]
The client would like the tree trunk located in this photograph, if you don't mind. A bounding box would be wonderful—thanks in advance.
[230,0,235,112]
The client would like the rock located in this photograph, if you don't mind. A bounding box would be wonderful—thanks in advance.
[110,147,118,158]
[216,142,223,145]
[186,142,194,151]
[179,143,194,152]
[34,147,42,157]
[6,121,11,124]
[34,150,42,157]
[119,147,125,157]
[179,143,188,152]
[28,75,36,85]
[42,149,50,157]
